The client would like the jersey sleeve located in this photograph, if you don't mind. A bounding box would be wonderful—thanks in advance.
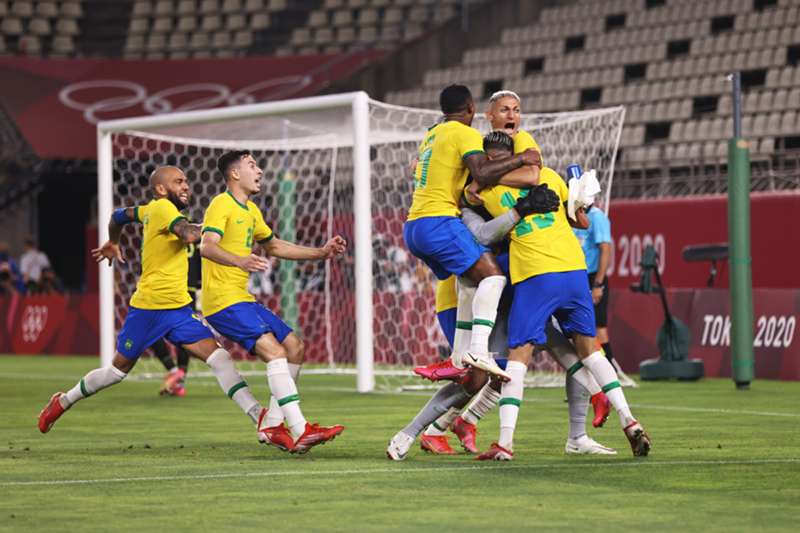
[541,167,569,203]
[202,196,228,237]
[253,207,274,242]
[591,210,612,243]
[514,130,542,154]
[456,126,485,160]
[151,199,186,234]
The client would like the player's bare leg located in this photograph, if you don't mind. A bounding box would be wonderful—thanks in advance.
[38,353,134,433]
[253,333,343,454]
[573,334,651,456]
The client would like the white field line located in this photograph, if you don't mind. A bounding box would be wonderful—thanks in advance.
[2,458,798,488]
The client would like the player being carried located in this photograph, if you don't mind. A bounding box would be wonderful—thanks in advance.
[38,166,266,439]
[469,137,652,459]
[404,84,542,384]
[199,150,346,454]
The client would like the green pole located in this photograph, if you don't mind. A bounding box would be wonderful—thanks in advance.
[278,169,298,331]
[728,72,754,389]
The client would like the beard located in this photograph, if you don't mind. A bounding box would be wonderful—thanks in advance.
[166,190,189,210]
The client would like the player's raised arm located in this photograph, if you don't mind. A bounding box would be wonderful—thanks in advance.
[464,150,540,188]
[199,230,269,272]
[92,206,137,265]
[261,235,347,261]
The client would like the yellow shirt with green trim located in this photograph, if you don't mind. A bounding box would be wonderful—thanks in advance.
[129,198,192,309]
[478,167,586,284]
[407,121,485,221]
[435,275,457,313]
[513,130,543,162]
[201,191,274,316]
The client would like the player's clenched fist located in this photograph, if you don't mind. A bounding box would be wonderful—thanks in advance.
[237,253,271,272]
[322,235,347,258]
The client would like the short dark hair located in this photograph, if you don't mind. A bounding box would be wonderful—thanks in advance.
[217,150,251,179]
[439,84,473,115]
[483,131,514,153]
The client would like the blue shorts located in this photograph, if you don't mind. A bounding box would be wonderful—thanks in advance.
[116,305,213,360]
[403,216,489,280]
[206,301,293,353]
[508,270,596,348]
[436,308,456,349]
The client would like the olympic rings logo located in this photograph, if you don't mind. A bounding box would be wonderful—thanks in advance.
[21,305,49,343]
[58,75,313,124]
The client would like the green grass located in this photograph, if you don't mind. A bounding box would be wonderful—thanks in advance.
[1,356,799,532]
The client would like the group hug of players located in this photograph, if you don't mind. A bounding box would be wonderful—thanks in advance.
[37,83,650,459]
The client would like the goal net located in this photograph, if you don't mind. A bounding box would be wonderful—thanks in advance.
[98,92,624,392]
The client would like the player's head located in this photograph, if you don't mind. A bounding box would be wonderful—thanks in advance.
[486,90,522,136]
[483,131,514,160]
[218,150,263,195]
[439,84,475,124]
[149,166,190,209]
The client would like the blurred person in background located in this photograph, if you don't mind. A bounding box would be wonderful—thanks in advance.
[20,237,52,292]
[0,241,24,293]
[37,267,65,294]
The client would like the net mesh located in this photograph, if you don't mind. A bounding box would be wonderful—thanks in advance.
[109,98,624,390]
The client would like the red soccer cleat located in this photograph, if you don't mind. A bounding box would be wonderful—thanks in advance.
[38,392,66,433]
[623,421,652,457]
[258,424,295,451]
[451,416,479,454]
[159,368,186,396]
[413,359,469,382]
[590,392,611,428]
[291,423,345,454]
[475,442,513,461]
[420,434,457,455]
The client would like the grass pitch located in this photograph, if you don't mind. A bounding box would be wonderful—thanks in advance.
[1,355,799,532]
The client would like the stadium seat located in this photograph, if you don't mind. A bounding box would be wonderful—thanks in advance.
[19,35,41,54]
[337,27,355,45]
[61,0,82,18]
[332,10,353,27]
[147,34,167,52]
[129,18,149,35]
[315,28,333,45]
[1,17,23,35]
[11,1,33,17]
[125,34,145,52]
[308,11,328,27]
[155,1,174,16]
[780,111,797,135]
[153,17,174,33]
[190,32,210,50]
[177,1,196,15]
[251,13,269,29]
[222,0,243,13]
[28,18,51,36]
[202,15,222,32]
[51,34,74,54]
[36,1,58,17]
[132,1,151,17]
[178,16,197,32]
[226,14,246,31]
[291,28,311,46]
[200,0,219,15]
[233,30,253,48]
[168,33,189,51]
[212,31,231,48]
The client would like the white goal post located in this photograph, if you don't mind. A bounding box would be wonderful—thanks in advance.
[96,91,624,394]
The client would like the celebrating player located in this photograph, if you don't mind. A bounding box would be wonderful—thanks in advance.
[38,166,265,438]
[466,140,651,459]
[199,150,346,454]
[404,84,542,383]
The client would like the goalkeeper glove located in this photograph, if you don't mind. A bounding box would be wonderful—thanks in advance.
[513,184,561,218]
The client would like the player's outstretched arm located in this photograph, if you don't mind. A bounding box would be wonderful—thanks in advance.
[465,149,542,187]
[91,206,136,266]
[170,219,202,245]
[462,206,519,246]
[200,231,269,272]
[262,235,347,261]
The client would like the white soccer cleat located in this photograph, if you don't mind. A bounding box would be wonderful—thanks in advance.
[462,352,512,382]
[386,431,415,461]
[565,435,617,455]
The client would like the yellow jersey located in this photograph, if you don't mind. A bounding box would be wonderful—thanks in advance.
[513,130,542,162]
[407,121,485,221]
[478,167,586,284]
[435,275,457,313]
[201,191,274,316]
[129,198,192,309]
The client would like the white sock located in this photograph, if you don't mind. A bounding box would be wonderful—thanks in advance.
[566,374,589,440]
[206,348,261,424]
[61,366,127,408]
[469,275,506,355]
[582,351,634,427]
[565,360,602,396]
[498,360,526,450]
[266,358,306,437]
[265,362,302,426]
[452,277,475,367]
[424,407,458,436]
[462,383,501,425]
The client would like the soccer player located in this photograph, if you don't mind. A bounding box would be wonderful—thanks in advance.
[199,150,346,454]
[38,166,266,440]
[470,150,652,459]
[405,84,542,383]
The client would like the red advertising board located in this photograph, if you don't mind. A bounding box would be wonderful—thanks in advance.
[606,192,800,289]
[0,52,382,160]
